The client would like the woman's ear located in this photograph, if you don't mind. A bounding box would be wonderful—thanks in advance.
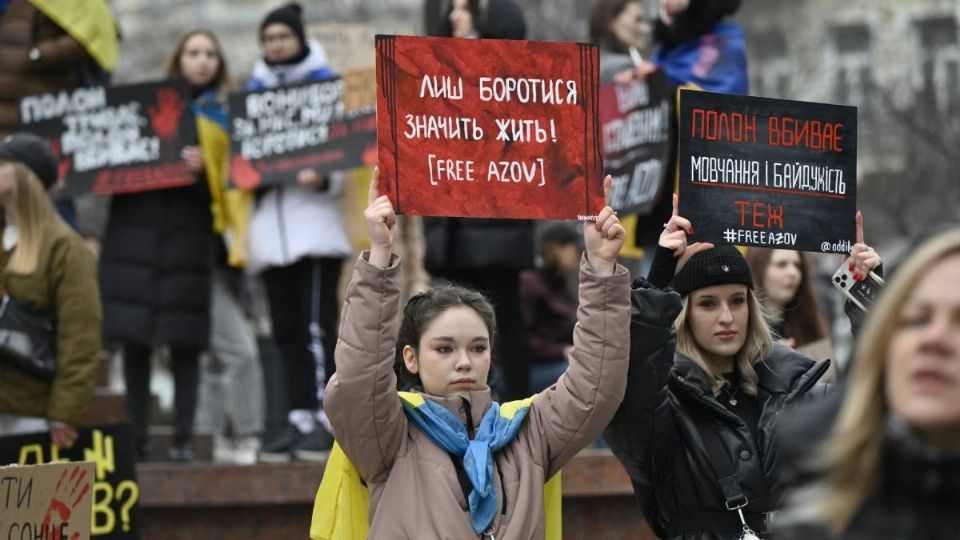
[402,345,419,374]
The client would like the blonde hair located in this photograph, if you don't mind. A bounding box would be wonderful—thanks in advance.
[3,162,58,275]
[812,229,960,534]
[675,287,774,396]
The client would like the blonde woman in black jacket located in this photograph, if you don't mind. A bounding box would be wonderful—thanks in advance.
[604,196,879,539]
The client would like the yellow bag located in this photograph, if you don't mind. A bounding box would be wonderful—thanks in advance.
[311,395,563,540]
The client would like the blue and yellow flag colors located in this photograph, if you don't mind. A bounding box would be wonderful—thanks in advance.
[310,393,562,540]
[653,21,748,95]
[193,92,253,268]
[29,0,119,70]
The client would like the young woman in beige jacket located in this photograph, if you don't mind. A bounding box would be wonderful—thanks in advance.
[324,170,630,539]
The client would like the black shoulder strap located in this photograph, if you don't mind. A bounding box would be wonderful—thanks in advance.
[700,422,749,510]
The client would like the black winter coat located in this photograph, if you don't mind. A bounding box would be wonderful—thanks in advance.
[423,217,534,275]
[776,418,960,539]
[654,0,741,47]
[99,174,214,349]
[603,280,829,540]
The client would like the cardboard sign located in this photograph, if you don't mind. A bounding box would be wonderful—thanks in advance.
[678,90,857,253]
[599,70,670,215]
[228,78,377,190]
[0,424,140,539]
[375,35,604,220]
[309,23,376,73]
[18,81,195,196]
[0,461,94,540]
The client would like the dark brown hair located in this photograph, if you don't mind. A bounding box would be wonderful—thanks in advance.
[164,29,232,93]
[746,248,830,348]
[395,285,498,390]
[588,0,643,53]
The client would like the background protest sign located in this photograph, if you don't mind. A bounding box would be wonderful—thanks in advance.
[599,69,670,215]
[229,77,377,190]
[0,424,140,539]
[375,35,604,220]
[0,461,94,540]
[19,80,195,196]
[678,90,858,253]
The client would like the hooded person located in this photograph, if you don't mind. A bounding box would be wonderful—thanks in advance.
[424,0,536,401]
[245,2,353,463]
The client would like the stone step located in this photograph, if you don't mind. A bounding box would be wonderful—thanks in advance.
[81,388,126,425]
[145,426,213,463]
[135,449,659,539]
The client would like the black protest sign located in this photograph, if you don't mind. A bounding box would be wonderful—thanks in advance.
[229,77,377,190]
[678,90,858,253]
[18,81,195,196]
[599,70,670,215]
[0,424,141,539]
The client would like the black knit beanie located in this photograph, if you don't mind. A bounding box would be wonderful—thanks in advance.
[260,2,307,49]
[476,0,527,40]
[0,133,59,190]
[670,245,753,297]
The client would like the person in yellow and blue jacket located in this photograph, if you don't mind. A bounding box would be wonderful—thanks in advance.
[99,29,253,462]
[312,169,631,539]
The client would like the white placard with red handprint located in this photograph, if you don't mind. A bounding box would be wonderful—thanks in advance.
[18,80,196,196]
[0,461,94,540]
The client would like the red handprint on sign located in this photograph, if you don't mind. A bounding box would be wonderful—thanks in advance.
[149,88,186,140]
[42,465,91,540]
[231,154,262,190]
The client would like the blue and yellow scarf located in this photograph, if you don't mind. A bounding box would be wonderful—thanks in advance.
[311,392,562,539]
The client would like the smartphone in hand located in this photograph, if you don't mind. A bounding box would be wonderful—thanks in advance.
[832,259,885,312]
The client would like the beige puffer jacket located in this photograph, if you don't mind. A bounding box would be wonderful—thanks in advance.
[325,251,630,539]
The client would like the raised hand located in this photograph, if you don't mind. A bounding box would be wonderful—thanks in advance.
[583,175,626,275]
[364,167,396,268]
[661,193,714,272]
[613,61,658,85]
[847,210,881,281]
[661,0,690,18]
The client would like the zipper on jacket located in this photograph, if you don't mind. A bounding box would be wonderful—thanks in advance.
[276,185,290,264]
[498,466,507,514]
[461,397,475,438]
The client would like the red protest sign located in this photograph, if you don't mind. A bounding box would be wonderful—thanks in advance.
[375,35,603,220]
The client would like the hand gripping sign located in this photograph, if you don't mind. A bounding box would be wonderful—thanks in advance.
[375,35,605,220]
